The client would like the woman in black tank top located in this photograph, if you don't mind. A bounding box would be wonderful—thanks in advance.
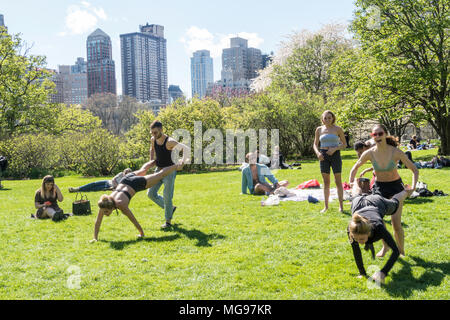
[91,160,183,242]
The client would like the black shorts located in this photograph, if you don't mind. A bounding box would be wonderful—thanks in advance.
[372,178,404,199]
[319,149,342,174]
[120,173,147,193]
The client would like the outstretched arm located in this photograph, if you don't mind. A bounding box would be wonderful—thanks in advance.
[120,207,144,238]
[349,150,371,185]
[167,139,191,164]
[92,211,104,241]
[397,150,419,190]
[135,160,156,176]
[350,240,367,277]
[359,167,374,177]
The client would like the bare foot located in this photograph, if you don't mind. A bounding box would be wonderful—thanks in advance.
[339,207,344,213]
[320,208,328,213]
[376,247,390,258]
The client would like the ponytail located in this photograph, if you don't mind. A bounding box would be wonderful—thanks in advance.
[349,213,371,235]
[98,194,115,210]
[386,136,399,147]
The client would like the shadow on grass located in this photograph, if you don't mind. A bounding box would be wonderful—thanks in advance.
[404,198,435,205]
[102,234,181,250]
[0,188,12,191]
[383,256,449,298]
[168,223,226,247]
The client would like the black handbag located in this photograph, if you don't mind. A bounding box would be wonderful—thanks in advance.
[72,193,92,215]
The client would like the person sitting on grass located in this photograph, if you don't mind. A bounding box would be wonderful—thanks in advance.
[348,178,414,284]
[34,175,65,222]
[90,160,184,242]
[241,152,289,195]
[68,168,132,193]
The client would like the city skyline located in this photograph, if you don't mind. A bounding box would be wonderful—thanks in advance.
[1,0,355,98]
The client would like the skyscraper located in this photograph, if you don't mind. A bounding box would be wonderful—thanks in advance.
[71,57,87,74]
[120,23,168,105]
[86,28,116,97]
[191,50,214,99]
[168,85,184,103]
[0,14,4,27]
[56,59,88,105]
[220,37,263,93]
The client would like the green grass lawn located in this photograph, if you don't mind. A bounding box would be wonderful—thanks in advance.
[0,149,448,299]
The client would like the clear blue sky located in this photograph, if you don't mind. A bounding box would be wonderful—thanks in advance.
[1,0,356,98]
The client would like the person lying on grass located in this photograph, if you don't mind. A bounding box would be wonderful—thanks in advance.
[90,160,184,242]
[68,168,132,193]
[347,178,414,284]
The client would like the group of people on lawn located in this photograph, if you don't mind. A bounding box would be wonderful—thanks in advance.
[240,110,418,284]
[34,112,420,284]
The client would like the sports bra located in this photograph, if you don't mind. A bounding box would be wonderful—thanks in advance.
[320,133,340,148]
[371,149,397,172]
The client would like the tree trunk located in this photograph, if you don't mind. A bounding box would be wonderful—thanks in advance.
[433,115,450,155]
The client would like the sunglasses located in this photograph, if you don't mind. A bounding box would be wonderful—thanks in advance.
[371,132,384,137]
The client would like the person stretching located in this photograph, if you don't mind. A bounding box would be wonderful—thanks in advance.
[91,160,184,242]
[348,179,414,284]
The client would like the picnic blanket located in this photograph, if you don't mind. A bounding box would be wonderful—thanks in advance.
[277,188,343,202]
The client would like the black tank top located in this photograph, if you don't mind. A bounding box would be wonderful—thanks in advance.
[155,136,174,168]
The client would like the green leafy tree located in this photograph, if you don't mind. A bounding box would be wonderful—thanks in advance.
[52,104,102,134]
[351,0,449,153]
[240,87,323,157]
[0,133,57,178]
[124,109,156,159]
[329,47,428,138]
[0,28,56,138]
[73,128,122,176]
[252,24,352,101]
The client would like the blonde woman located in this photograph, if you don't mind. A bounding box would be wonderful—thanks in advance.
[313,110,347,213]
[348,185,413,283]
[91,160,184,242]
[34,175,65,221]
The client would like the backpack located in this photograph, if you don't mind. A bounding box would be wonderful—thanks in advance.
[417,188,433,197]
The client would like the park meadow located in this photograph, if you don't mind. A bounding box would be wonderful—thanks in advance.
[0,149,448,299]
